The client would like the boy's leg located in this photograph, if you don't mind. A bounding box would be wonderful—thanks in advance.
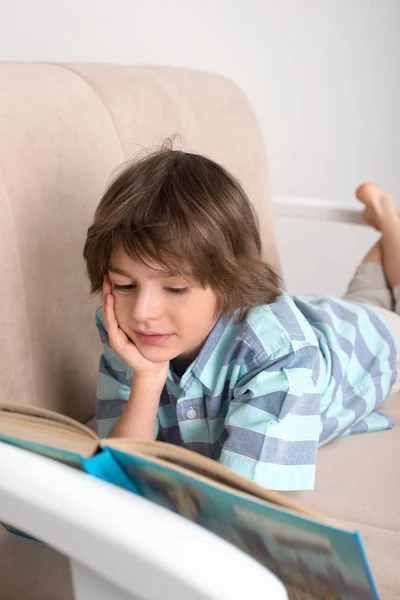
[343,239,393,310]
[356,182,400,293]
[344,183,400,313]
[344,182,400,394]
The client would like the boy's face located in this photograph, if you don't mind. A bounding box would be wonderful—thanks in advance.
[107,242,221,364]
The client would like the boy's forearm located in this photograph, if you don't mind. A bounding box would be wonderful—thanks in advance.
[108,372,165,440]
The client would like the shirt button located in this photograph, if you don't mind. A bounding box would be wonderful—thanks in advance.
[186,408,197,419]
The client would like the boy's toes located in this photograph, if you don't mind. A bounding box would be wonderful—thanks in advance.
[355,182,382,206]
[355,182,397,230]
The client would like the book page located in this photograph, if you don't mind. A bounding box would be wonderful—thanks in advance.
[102,439,325,520]
[0,404,99,458]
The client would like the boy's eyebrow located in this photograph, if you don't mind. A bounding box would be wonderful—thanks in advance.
[108,264,180,279]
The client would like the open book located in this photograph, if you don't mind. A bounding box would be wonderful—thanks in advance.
[0,403,379,600]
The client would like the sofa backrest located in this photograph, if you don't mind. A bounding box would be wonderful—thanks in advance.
[0,63,277,422]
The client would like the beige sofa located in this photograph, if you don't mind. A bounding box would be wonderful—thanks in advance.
[0,63,398,600]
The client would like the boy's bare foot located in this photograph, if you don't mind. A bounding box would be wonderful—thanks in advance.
[356,182,398,231]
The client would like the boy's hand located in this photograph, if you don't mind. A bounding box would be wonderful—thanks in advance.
[102,275,169,381]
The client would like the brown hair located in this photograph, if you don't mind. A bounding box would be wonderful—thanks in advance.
[83,146,281,322]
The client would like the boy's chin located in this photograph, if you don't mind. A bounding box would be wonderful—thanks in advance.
[136,342,182,362]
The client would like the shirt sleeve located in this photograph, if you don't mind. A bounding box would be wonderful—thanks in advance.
[94,308,160,439]
[219,344,322,491]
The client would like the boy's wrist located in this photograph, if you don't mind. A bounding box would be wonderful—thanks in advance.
[128,370,168,402]
[110,370,163,439]
[134,369,168,385]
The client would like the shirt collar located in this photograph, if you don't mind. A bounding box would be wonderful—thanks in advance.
[168,313,234,393]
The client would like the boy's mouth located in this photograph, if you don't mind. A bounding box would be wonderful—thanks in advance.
[132,329,174,346]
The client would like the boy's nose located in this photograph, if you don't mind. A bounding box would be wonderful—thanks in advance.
[130,291,162,322]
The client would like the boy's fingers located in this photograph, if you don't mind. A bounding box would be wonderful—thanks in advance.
[103,274,112,294]
[102,275,128,351]
[102,275,113,317]
[102,278,108,306]
[102,280,108,320]
[104,293,118,334]
[102,276,117,337]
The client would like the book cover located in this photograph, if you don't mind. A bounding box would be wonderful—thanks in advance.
[101,447,379,600]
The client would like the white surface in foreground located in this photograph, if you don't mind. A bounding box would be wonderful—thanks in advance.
[0,441,287,600]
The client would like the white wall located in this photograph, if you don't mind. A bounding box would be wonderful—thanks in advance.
[1,0,399,203]
[0,0,399,293]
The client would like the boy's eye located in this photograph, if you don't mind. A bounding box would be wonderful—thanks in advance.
[111,283,189,295]
[112,283,134,292]
[167,287,189,295]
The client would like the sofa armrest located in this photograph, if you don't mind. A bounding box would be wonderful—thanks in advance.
[273,195,366,226]
[0,442,287,600]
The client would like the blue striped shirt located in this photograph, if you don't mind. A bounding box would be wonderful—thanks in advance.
[95,291,397,491]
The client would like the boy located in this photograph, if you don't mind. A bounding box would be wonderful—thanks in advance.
[83,149,399,491]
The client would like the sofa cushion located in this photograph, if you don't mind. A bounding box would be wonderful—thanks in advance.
[0,63,278,425]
